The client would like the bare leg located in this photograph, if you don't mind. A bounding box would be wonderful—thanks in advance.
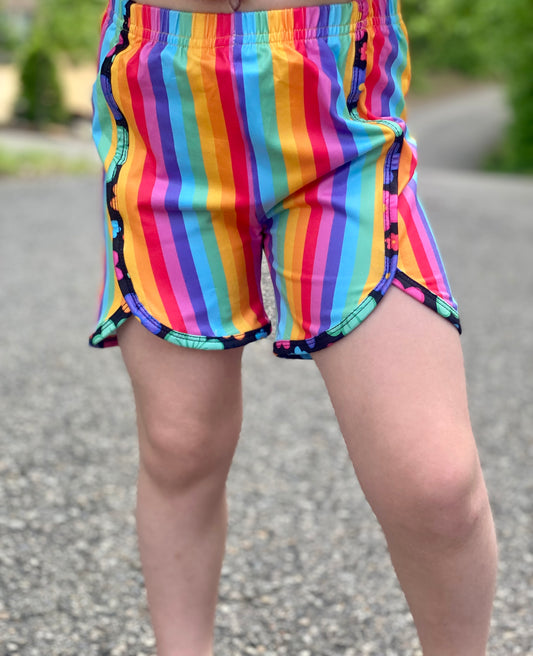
[118,319,244,656]
[313,288,497,656]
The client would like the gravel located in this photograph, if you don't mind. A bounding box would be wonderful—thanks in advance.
[1,89,532,654]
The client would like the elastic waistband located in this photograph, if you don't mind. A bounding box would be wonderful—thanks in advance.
[104,0,400,46]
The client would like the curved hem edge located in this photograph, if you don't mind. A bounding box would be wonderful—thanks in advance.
[272,271,461,360]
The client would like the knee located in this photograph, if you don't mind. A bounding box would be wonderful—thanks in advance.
[417,465,489,546]
[383,448,491,547]
[138,405,242,492]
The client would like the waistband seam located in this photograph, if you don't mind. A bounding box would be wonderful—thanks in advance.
[110,13,399,46]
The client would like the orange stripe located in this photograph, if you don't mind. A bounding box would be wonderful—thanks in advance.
[359,129,391,302]
[194,26,256,333]
[287,202,310,338]
[113,46,172,325]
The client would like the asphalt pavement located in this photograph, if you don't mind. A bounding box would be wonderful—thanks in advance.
[0,85,532,655]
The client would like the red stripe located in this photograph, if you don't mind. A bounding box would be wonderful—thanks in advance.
[293,33,330,333]
[298,38,331,180]
[300,192,321,336]
[214,20,263,320]
[362,23,386,120]
[126,46,187,329]
[398,191,434,284]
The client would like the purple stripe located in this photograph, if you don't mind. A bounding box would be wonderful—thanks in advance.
[160,6,169,34]
[148,43,212,331]
[313,31,356,329]
[263,219,282,325]
[317,32,359,161]
[412,185,453,298]
[319,166,350,329]
[232,13,263,218]
[380,22,399,117]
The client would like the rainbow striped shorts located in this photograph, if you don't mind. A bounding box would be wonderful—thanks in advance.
[90,0,460,358]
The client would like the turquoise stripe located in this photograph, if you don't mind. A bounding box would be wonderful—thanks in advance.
[166,45,231,335]
[347,152,378,305]
[387,20,408,118]
[92,17,122,161]
[270,208,291,340]
[98,199,116,323]
[328,23,355,122]
[240,27,289,209]
[92,16,125,325]
[331,156,363,321]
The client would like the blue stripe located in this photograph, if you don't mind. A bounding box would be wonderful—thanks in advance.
[331,159,363,321]
[233,13,277,218]
[162,44,230,335]
[382,20,405,118]
[148,43,211,333]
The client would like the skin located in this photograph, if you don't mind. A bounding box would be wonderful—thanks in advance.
[112,3,497,653]
[118,288,497,656]
[140,0,352,13]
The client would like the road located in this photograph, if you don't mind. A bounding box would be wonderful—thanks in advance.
[0,85,532,655]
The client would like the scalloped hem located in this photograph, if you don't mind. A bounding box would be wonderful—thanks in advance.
[273,270,461,360]
[89,305,272,351]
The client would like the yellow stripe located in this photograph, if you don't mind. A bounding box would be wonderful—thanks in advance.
[396,210,424,283]
[192,29,257,332]
[113,49,171,326]
[272,40,310,194]
[356,129,391,304]
[288,203,310,339]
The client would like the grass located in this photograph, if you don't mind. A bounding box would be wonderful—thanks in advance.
[0,146,99,177]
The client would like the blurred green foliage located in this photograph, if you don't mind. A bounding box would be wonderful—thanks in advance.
[0,11,17,59]
[15,44,68,127]
[490,0,533,172]
[402,0,532,171]
[2,0,531,170]
[0,0,102,62]
[402,0,506,77]
[30,0,103,63]
[5,0,103,127]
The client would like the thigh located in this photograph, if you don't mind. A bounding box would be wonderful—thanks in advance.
[118,318,245,476]
[312,287,480,522]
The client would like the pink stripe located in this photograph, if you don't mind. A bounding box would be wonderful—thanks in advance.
[303,38,344,332]
[313,45,347,170]
[401,182,444,288]
[309,175,335,331]
[305,39,349,332]
[139,43,201,333]
[369,24,392,114]
[228,36,256,207]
